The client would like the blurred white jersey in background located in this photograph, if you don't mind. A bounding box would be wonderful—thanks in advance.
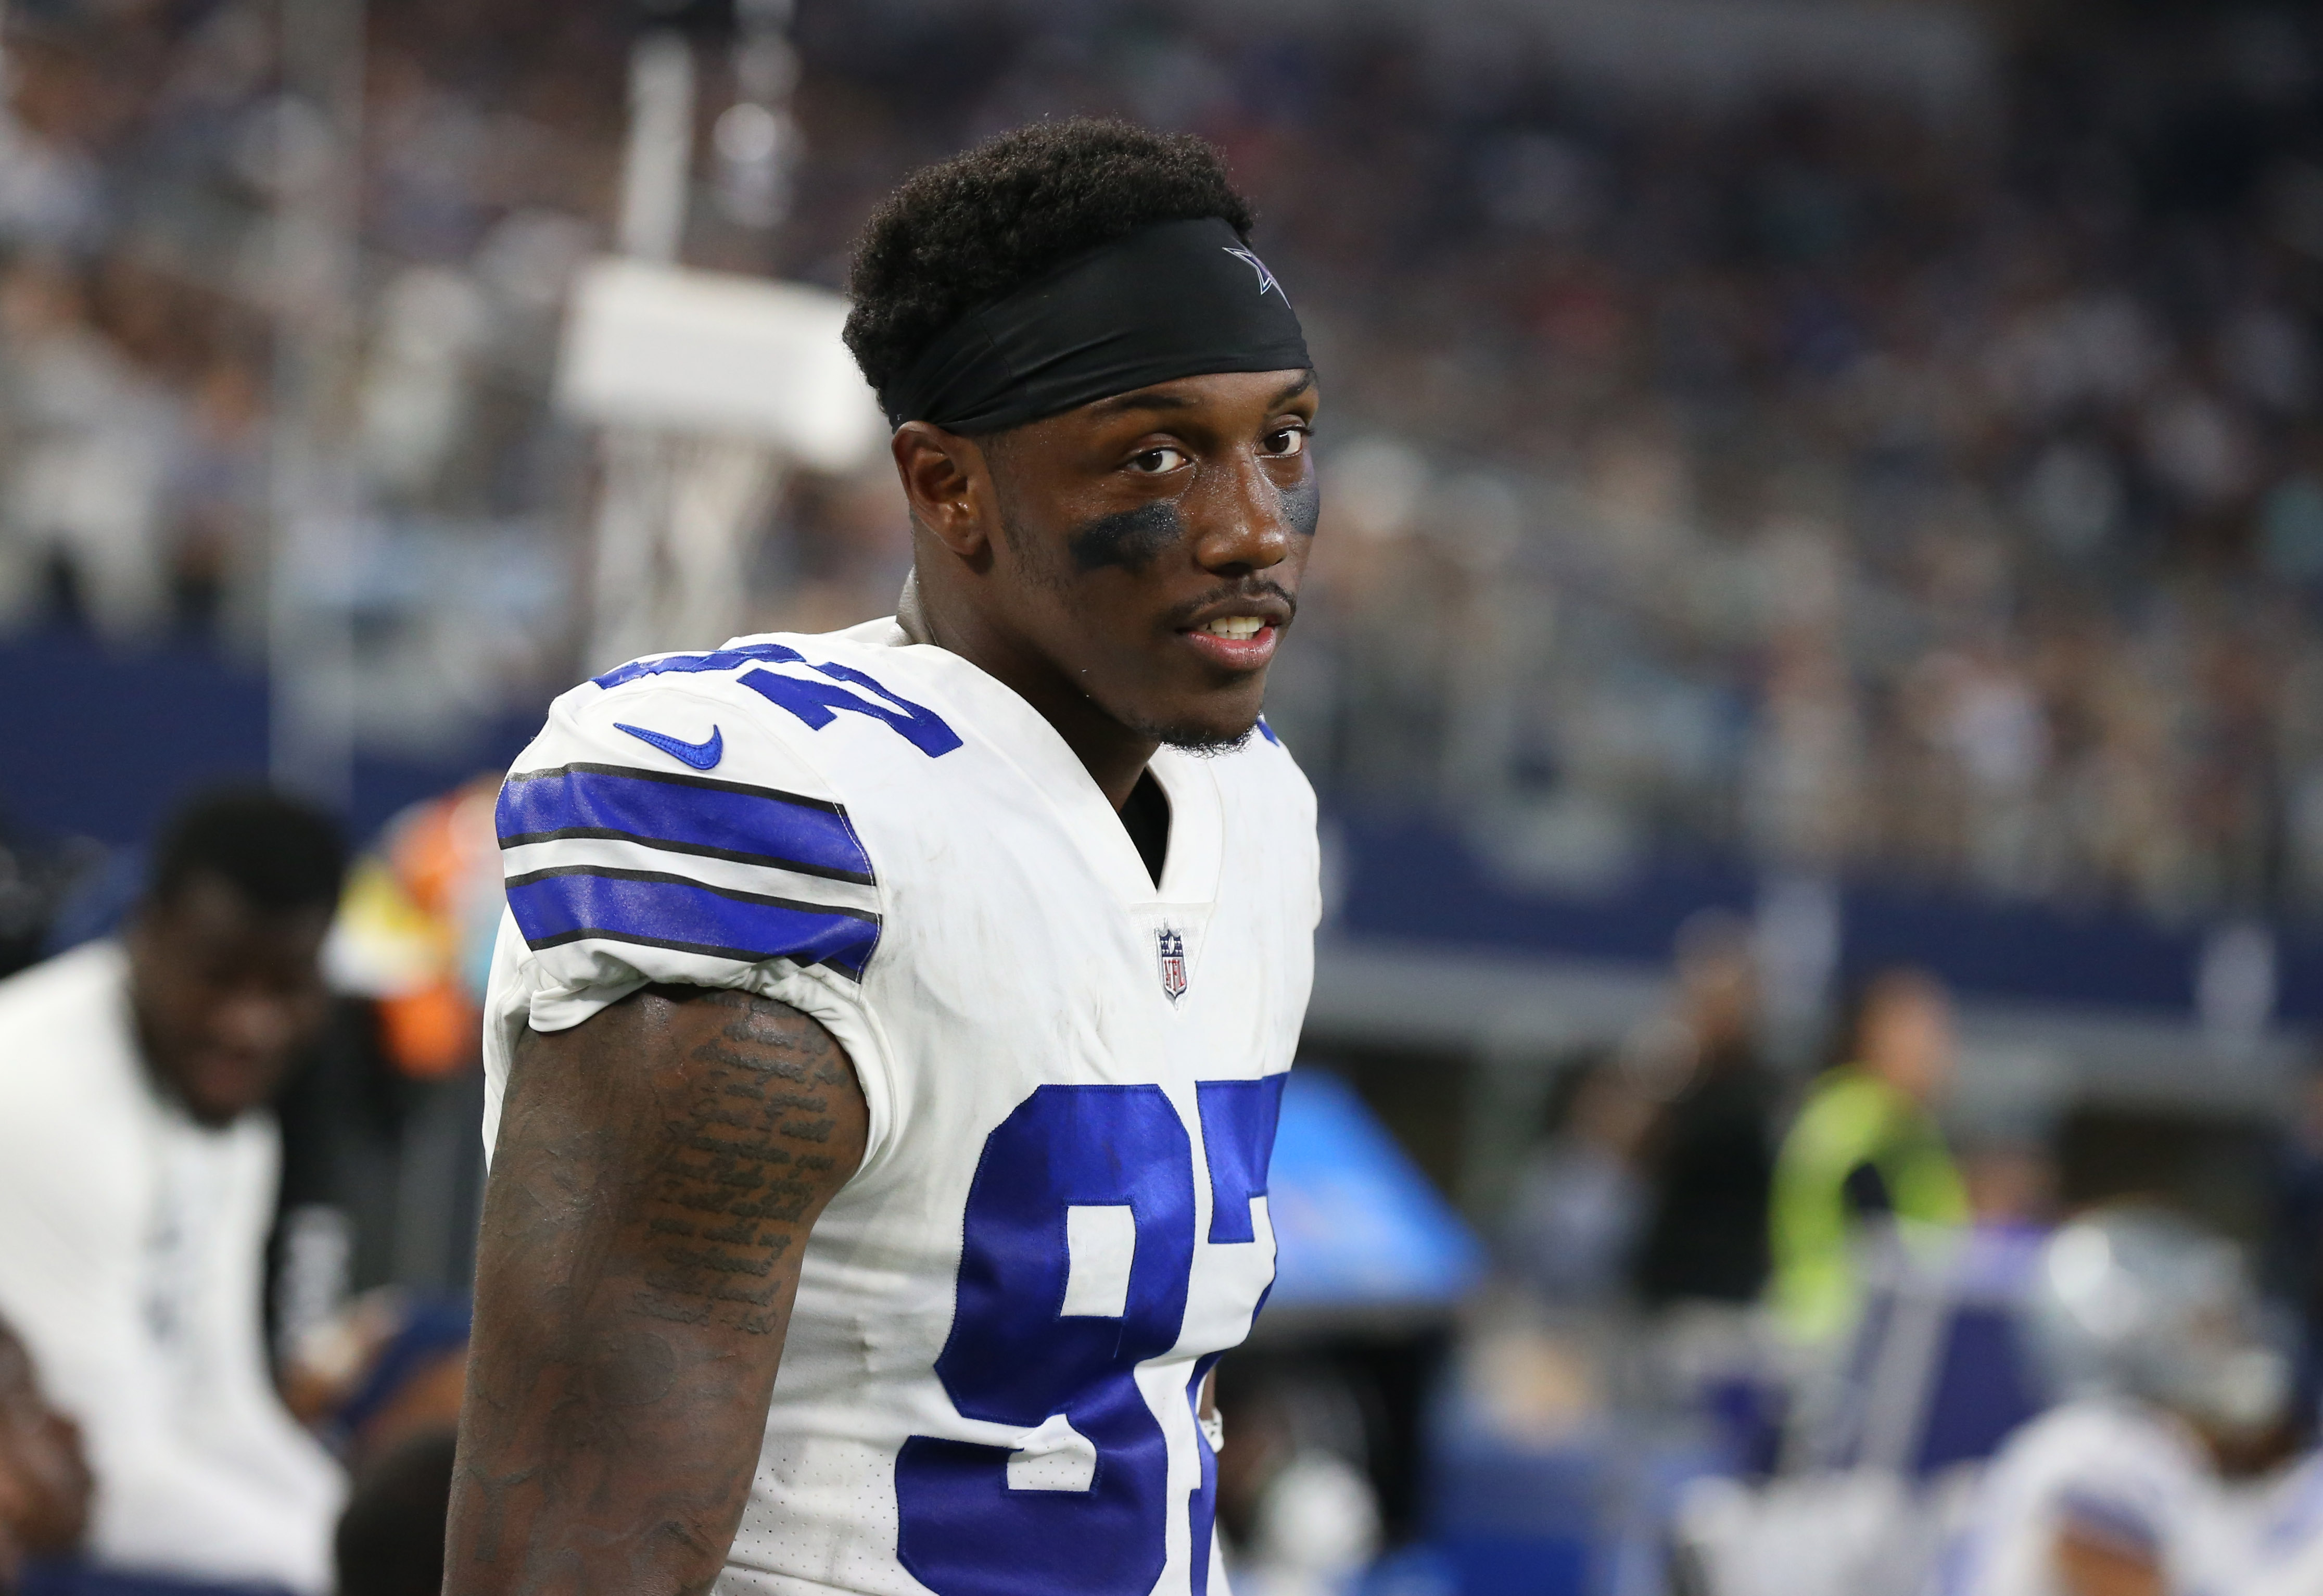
[0,941,345,1593]
[1930,1399,2241,1596]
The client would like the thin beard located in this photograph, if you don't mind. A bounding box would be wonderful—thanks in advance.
[1134,721,1257,757]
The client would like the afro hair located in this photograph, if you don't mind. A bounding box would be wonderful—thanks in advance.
[843,118,1256,420]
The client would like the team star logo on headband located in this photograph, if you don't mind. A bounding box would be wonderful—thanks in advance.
[884,218,1311,432]
[1224,246,1284,300]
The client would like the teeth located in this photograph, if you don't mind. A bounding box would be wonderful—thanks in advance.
[1200,616,1265,640]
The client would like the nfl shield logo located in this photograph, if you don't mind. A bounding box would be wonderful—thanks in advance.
[1156,927,1189,1003]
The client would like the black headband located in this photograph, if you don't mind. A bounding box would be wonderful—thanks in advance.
[879,216,1311,435]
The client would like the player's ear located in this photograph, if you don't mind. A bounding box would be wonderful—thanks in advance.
[892,423,995,559]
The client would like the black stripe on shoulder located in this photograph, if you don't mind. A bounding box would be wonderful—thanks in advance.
[522,926,868,982]
[501,761,848,817]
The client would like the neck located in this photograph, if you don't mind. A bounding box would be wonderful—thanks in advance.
[912,570,1157,810]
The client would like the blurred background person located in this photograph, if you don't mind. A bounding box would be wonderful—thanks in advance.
[0,1314,89,1594]
[0,789,347,1595]
[1630,910,1781,1314]
[1939,1206,2294,1596]
[1503,1057,1654,1311]
[1772,967,1969,1344]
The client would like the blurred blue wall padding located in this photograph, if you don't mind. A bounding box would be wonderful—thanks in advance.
[0,628,541,848]
[0,628,266,843]
[1336,813,2323,1023]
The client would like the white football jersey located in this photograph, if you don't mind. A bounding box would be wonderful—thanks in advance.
[1930,1400,2242,1596]
[481,616,1321,1596]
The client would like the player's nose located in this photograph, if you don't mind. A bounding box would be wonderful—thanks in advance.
[1187,451,1292,576]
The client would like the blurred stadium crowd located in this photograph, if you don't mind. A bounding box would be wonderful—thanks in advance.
[2,1,2322,1592]
[0,0,2320,918]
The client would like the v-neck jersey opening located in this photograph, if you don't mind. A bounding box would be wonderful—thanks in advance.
[1121,768,1172,888]
[839,628,1226,908]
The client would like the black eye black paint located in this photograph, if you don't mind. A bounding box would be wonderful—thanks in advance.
[1069,500,1185,573]
[1280,475,1319,540]
[1064,470,1318,573]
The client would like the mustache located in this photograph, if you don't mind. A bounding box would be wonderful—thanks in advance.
[1163,576,1298,631]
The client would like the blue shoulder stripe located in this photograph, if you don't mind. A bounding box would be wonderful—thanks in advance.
[505,865,882,981]
[497,763,874,886]
[592,642,805,690]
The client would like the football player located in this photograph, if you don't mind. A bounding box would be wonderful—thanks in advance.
[446,119,1322,1596]
[1933,1207,2292,1596]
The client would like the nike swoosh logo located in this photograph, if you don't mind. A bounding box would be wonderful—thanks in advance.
[615,722,724,770]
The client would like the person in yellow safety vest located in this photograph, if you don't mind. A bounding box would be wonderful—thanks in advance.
[1770,966,1970,1342]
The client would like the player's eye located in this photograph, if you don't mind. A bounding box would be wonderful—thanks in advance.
[1262,426,1308,458]
[1127,445,1190,475]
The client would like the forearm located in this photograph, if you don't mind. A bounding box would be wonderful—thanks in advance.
[446,987,866,1596]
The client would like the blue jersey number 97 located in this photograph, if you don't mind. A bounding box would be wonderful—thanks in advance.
[895,1079,1283,1596]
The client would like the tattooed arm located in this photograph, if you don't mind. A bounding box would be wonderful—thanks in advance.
[445,985,868,1596]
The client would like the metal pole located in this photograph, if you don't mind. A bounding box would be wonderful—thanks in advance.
[268,0,366,808]
[588,28,699,670]
[618,31,696,263]
[587,7,807,670]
